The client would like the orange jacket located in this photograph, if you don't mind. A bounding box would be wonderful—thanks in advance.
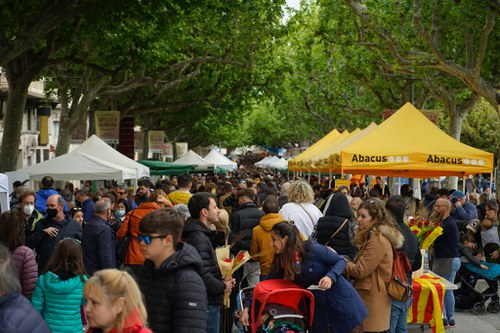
[117,202,161,265]
[250,213,284,276]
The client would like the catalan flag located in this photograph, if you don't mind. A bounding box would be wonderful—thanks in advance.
[408,274,446,333]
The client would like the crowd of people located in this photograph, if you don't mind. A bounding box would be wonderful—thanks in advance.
[0,170,498,333]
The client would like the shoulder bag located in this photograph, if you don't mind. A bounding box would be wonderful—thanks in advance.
[116,209,135,264]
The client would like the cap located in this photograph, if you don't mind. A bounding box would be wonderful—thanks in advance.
[466,219,479,234]
[450,190,465,198]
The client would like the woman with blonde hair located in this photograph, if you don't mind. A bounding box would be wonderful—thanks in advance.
[279,179,323,238]
[344,199,404,333]
[84,269,151,333]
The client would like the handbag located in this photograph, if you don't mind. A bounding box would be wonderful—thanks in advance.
[116,209,135,264]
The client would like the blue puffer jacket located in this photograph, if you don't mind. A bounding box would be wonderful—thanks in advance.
[32,271,87,333]
[0,293,50,333]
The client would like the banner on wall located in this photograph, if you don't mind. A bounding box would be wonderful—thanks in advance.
[148,131,165,153]
[175,142,188,157]
[95,111,120,144]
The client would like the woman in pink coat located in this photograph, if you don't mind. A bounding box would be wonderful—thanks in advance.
[0,210,38,298]
[345,199,403,333]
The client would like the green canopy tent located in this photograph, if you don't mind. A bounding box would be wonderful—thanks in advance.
[137,160,196,176]
[138,160,228,175]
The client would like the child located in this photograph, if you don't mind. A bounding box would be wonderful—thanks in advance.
[32,238,87,333]
[260,308,304,333]
[460,233,500,282]
[136,208,207,332]
[480,218,500,262]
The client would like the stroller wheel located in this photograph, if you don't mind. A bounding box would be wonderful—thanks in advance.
[487,301,500,313]
[472,302,486,314]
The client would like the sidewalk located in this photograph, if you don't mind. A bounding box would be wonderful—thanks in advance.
[408,309,500,333]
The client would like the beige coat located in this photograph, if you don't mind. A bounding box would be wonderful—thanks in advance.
[345,225,403,332]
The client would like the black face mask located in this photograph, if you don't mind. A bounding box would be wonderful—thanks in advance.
[46,208,58,219]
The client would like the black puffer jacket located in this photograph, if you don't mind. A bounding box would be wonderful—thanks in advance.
[0,293,50,333]
[230,202,265,254]
[182,218,225,305]
[137,242,207,333]
[316,193,357,260]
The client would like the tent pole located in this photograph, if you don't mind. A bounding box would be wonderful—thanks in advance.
[462,175,466,193]
[490,172,494,199]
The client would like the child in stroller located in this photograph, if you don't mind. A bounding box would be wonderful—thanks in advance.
[457,233,500,313]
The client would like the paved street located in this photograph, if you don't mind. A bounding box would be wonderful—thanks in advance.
[409,280,500,333]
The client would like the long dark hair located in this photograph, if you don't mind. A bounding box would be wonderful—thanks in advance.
[44,238,86,281]
[0,210,25,251]
[270,221,306,280]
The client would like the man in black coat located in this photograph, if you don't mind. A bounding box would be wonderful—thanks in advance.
[183,192,234,333]
[82,198,116,276]
[137,208,207,333]
[26,194,82,273]
[386,196,422,333]
[0,244,50,333]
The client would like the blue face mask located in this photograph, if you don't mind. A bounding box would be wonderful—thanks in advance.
[116,210,126,217]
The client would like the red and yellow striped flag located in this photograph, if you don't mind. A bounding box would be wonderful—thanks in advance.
[408,274,446,333]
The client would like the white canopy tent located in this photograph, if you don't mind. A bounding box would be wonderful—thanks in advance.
[204,150,237,170]
[24,151,139,181]
[255,156,280,168]
[269,157,288,170]
[74,135,149,179]
[0,173,10,212]
[173,150,212,168]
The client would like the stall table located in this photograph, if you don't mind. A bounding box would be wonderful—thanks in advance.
[408,272,457,333]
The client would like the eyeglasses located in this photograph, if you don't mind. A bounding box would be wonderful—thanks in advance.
[138,234,166,245]
[71,207,82,212]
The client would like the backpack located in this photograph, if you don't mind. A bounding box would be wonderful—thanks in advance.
[387,246,412,302]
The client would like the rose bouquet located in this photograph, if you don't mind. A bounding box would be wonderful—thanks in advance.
[406,218,443,249]
[215,245,251,308]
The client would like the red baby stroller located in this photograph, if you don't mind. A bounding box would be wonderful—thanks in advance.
[242,279,315,333]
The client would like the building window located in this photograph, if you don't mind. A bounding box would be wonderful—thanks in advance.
[53,121,60,136]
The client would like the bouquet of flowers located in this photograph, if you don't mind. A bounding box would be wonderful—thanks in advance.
[406,218,443,249]
[216,245,252,308]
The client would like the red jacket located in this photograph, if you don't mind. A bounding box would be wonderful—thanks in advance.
[117,202,160,265]
[87,312,152,333]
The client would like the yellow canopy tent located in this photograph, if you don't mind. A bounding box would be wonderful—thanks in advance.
[288,129,343,172]
[328,122,378,172]
[339,103,494,178]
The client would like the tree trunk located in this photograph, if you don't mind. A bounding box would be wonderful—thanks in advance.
[0,62,33,171]
[445,105,467,190]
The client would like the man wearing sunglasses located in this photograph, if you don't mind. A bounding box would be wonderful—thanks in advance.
[136,208,207,332]
[183,192,235,333]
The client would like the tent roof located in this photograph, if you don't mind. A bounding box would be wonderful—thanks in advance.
[204,150,237,170]
[25,151,137,181]
[289,130,352,171]
[255,156,280,167]
[340,103,494,177]
[137,160,195,176]
[290,129,341,164]
[173,150,212,167]
[270,158,288,170]
[75,135,149,179]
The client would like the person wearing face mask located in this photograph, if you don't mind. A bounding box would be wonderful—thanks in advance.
[26,194,82,274]
[13,190,44,239]
[82,199,117,275]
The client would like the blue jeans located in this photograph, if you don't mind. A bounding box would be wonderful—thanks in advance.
[207,305,221,333]
[389,295,412,333]
[441,257,461,320]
